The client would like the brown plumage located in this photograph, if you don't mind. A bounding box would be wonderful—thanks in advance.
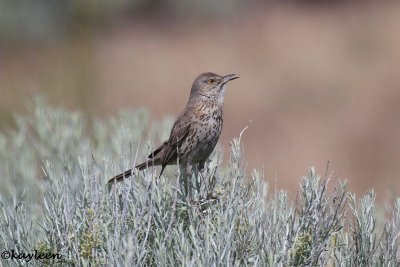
[108,72,239,184]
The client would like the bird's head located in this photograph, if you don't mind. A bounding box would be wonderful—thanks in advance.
[189,72,239,103]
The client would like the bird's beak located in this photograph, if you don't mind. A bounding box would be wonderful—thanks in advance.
[222,74,240,84]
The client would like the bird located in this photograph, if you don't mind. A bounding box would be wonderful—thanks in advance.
[108,72,239,184]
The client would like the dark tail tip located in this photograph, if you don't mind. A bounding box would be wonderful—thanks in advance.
[107,160,151,184]
[135,161,150,171]
[107,169,133,184]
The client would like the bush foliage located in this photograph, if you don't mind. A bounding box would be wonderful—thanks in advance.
[0,101,399,266]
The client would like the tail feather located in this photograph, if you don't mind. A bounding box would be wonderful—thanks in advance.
[107,159,159,184]
[135,161,152,171]
[107,169,133,184]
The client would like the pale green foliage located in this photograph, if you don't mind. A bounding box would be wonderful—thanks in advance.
[0,101,399,266]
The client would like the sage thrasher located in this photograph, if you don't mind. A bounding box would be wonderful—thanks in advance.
[108,72,239,184]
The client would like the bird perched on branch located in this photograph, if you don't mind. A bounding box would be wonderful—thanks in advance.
[108,72,239,184]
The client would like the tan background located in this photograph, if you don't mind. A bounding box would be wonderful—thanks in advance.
[1,1,400,200]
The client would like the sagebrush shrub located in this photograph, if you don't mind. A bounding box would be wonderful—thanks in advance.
[0,100,399,266]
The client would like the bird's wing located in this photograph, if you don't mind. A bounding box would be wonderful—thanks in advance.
[161,113,192,166]
[147,112,191,159]
[168,115,191,147]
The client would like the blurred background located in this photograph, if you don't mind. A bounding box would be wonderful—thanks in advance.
[1,0,400,200]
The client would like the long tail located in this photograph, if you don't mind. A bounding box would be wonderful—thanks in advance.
[107,169,134,184]
[107,160,157,184]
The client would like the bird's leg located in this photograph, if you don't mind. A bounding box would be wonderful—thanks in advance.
[198,161,206,174]
[199,159,214,180]
[184,162,193,200]
[196,161,208,199]
[193,164,202,197]
[201,159,218,200]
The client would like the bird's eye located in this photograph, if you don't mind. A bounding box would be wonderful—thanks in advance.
[208,78,215,84]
